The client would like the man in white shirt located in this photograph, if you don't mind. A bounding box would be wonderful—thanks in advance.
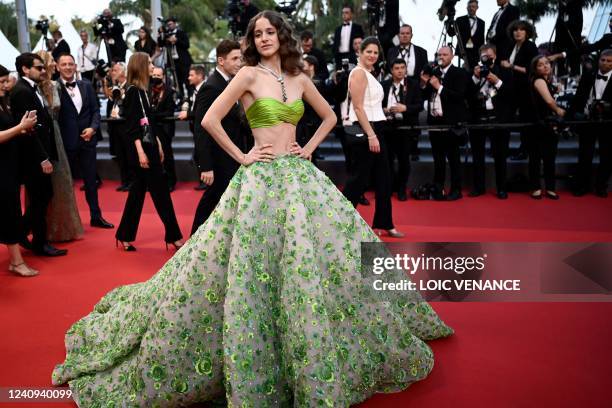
[77,30,98,83]
[386,25,428,79]
[333,5,364,69]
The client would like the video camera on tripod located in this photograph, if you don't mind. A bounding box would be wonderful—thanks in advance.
[35,18,50,37]
[93,14,114,38]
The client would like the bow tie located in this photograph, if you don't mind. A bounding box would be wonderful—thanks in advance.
[596,74,608,81]
[343,22,350,26]
[65,81,77,89]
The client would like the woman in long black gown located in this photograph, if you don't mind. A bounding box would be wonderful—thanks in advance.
[0,64,39,276]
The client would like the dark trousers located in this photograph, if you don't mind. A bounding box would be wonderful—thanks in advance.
[23,170,53,248]
[429,123,462,193]
[110,123,134,186]
[191,163,238,235]
[470,127,510,192]
[66,143,101,219]
[343,122,394,230]
[527,126,559,191]
[385,125,412,193]
[116,143,182,243]
[576,125,612,192]
[80,70,94,82]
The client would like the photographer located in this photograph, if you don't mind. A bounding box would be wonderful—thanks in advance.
[369,0,400,57]
[333,5,365,69]
[228,0,260,37]
[149,66,177,191]
[51,31,70,62]
[568,49,612,198]
[77,30,98,82]
[454,0,485,70]
[300,30,329,81]
[468,44,513,199]
[158,17,193,96]
[382,58,423,201]
[387,25,428,80]
[104,62,132,192]
[95,9,128,62]
[420,46,469,201]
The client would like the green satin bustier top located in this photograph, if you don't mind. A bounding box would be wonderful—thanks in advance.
[245,97,304,129]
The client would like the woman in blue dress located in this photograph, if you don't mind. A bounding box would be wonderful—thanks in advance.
[53,11,453,407]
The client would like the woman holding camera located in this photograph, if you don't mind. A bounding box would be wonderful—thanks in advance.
[527,55,565,200]
[115,52,183,251]
[342,36,403,237]
[0,64,39,276]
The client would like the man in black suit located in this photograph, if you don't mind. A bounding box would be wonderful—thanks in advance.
[373,0,400,57]
[568,49,612,198]
[51,30,70,61]
[56,53,113,228]
[333,4,365,69]
[420,46,469,201]
[158,18,193,96]
[382,59,423,201]
[300,30,329,81]
[191,40,247,234]
[96,9,128,62]
[178,65,207,190]
[467,44,514,199]
[387,25,428,80]
[10,53,67,256]
[486,0,520,60]
[454,0,486,70]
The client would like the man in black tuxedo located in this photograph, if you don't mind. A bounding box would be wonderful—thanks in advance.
[454,0,486,70]
[51,30,71,61]
[387,25,428,80]
[96,9,128,62]
[372,0,400,57]
[178,65,207,190]
[191,40,247,234]
[382,59,423,201]
[333,5,365,69]
[56,53,113,228]
[158,18,193,96]
[486,0,520,60]
[420,46,469,201]
[10,53,67,256]
[568,49,612,198]
[467,44,514,199]
[300,30,329,81]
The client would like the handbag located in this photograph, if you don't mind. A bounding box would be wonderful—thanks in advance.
[343,92,368,145]
[133,86,156,145]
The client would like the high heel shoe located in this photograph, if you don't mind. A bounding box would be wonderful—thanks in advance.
[530,190,543,200]
[165,240,184,251]
[8,262,39,277]
[545,190,559,200]
[376,229,405,238]
[116,239,136,252]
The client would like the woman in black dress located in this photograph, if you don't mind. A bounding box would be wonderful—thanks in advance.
[115,53,183,251]
[0,64,39,276]
[527,55,566,199]
[134,26,157,57]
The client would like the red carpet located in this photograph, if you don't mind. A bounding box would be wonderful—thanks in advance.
[1,182,611,407]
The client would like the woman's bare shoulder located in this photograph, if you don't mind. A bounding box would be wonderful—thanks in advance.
[235,65,258,81]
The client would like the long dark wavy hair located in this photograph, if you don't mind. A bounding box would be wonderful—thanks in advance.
[242,10,303,76]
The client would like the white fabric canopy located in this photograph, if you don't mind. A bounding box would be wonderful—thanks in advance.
[0,29,20,70]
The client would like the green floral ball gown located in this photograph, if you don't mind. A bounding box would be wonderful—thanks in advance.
[52,97,453,407]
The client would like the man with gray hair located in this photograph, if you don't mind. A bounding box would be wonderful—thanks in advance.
[77,30,98,82]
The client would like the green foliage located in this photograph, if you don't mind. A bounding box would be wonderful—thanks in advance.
[0,1,18,46]
[514,0,609,23]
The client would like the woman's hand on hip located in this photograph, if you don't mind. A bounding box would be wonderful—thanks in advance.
[289,142,312,160]
[242,144,275,166]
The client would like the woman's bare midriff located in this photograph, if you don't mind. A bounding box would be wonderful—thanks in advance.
[251,123,297,155]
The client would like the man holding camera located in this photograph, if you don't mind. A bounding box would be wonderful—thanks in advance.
[77,30,98,82]
[569,49,612,198]
[105,62,131,191]
[468,44,513,199]
[383,59,423,201]
[454,0,485,70]
[333,5,365,69]
[420,46,469,201]
[387,25,428,80]
[158,18,193,96]
[95,9,128,62]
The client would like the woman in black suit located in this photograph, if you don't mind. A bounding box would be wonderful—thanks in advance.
[150,66,177,191]
[0,64,39,276]
[134,26,157,57]
[501,20,539,159]
[115,53,183,251]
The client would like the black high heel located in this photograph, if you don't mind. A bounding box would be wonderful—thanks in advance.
[116,239,136,252]
[165,241,184,251]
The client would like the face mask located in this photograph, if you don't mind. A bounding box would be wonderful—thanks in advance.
[151,77,163,86]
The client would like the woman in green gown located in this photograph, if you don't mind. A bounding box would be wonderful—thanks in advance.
[53,11,453,407]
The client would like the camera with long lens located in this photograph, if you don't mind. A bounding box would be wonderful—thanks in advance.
[95,59,111,80]
[422,61,442,80]
[276,0,298,16]
[479,54,493,78]
[35,18,50,37]
[589,100,612,121]
[437,0,459,22]
[157,16,173,38]
[94,14,112,37]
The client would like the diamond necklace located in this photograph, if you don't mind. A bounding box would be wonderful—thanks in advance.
[257,62,287,102]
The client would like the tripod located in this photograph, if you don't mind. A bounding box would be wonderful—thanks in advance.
[157,32,182,101]
[437,16,471,71]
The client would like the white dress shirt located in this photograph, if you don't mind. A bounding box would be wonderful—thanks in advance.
[398,44,416,77]
[487,4,508,41]
[23,76,45,107]
[61,77,83,114]
[339,22,352,54]
[386,79,405,120]
[586,70,612,115]
[77,42,99,73]
[429,65,451,117]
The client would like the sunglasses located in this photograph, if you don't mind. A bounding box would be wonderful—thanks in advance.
[32,65,46,71]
